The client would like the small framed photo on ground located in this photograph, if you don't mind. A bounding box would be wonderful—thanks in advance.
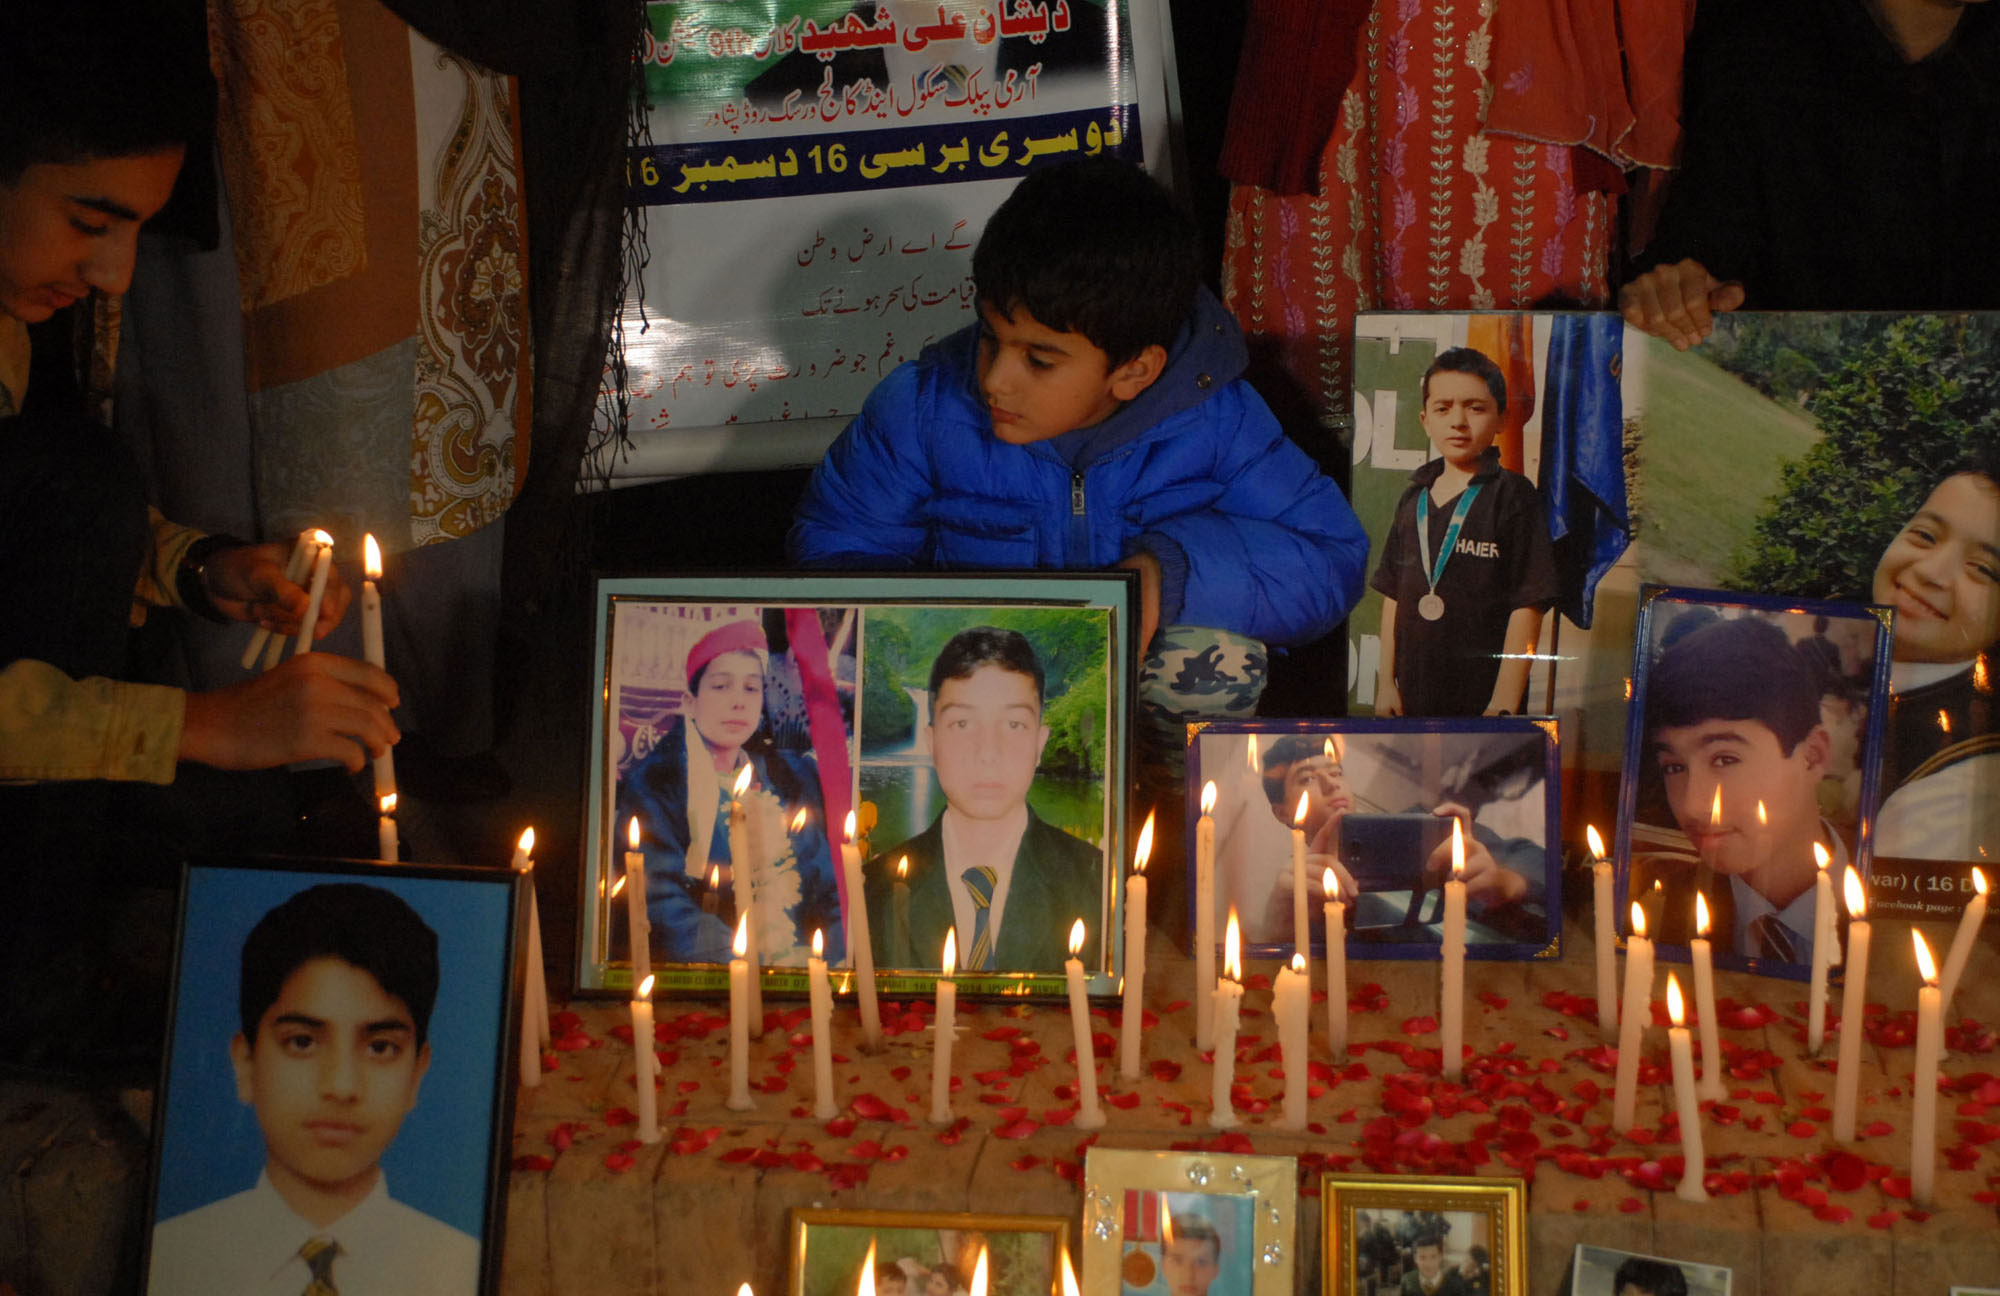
[142,857,523,1296]
[1080,1147,1296,1296]
[1616,585,1892,981]
[584,572,1136,997]
[1185,718,1562,963]
[1320,1173,1524,1296]
[1570,1244,1731,1296]
[788,1208,1069,1296]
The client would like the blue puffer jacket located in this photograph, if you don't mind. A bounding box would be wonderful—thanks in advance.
[787,288,1368,646]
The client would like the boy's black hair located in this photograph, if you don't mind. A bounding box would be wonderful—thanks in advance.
[1611,1256,1689,1296]
[1168,1213,1222,1262]
[1260,734,1331,807]
[1645,614,1821,756]
[1944,442,2000,491]
[239,883,441,1047]
[1411,1232,1445,1251]
[971,156,1199,366]
[0,0,212,182]
[929,1261,967,1288]
[876,1262,911,1289]
[1420,346,1509,414]
[928,626,1046,706]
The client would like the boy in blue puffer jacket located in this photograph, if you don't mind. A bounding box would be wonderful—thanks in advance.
[788,157,1368,767]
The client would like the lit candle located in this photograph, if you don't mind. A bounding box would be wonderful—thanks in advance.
[1690,892,1725,1103]
[1323,865,1347,1058]
[892,856,912,967]
[376,792,398,862]
[1937,866,1989,1017]
[840,812,883,1049]
[727,914,754,1111]
[624,816,652,986]
[359,534,397,800]
[1613,901,1655,1133]
[1440,819,1467,1081]
[856,1239,876,1296]
[242,529,313,669]
[1911,929,1943,1206]
[1065,919,1106,1129]
[807,929,837,1120]
[1274,952,1310,1130]
[1195,779,1218,1051]
[1808,841,1834,1054]
[631,974,660,1143]
[702,865,721,917]
[968,1245,989,1296]
[930,930,958,1124]
[511,828,549,1048]
[1832,867,1873,1141]
[1119,813,1154,1081]
[1589,825,1617,1043]
[730,766,764,1038]
[1290,789,1311,962]
[1209,910,1244,1128]
[1665,972,1708,1201]
[292,530,335,653]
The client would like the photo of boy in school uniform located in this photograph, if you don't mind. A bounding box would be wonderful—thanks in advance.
[147,882,481,1295]
[1371,346,1559,717]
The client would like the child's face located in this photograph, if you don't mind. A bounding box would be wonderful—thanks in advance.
[688,650,765,754]
[231,955,431,1198]
[0,148,182,323]
[975,300,1139,445]
[1413,1244,1444,1280]
[1161,1237,1219,1296]
[1873,471,2000,664]
[1418,370,1501,469]
[1650,717,1826,879]
[930,662,1049,822]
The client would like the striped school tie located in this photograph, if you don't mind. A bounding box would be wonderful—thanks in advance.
[299,1236,340,1296]
[963,866,997,971]
[1749,913,1797,963]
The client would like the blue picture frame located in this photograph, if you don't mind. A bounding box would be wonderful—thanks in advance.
[1184,717,1563,965]
[1615,584,1893,982]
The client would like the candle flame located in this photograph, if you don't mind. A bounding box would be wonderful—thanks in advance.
[1813,840,1830,873]
[518,827,534,854]
[732,765,753,797]
[1755,799,1767,827]
[1938,707,1953,735]
[1451,818,1465,879]
[1291,952,1305,973]
[1586,824,1606,861]
[791,808,808,833]
[1059,1247,1080,1296]
[1324,866,1339,901]
[709,864,720,888]
[733,913,748,958]
[637,973,655,999]
[1294,790,1310,828]
[1666,971,1684,1026]
[969,1245,989,1296]
[1696,891,1711,937]
[843,810,857,844]
[942,928,957,977]
[610,874,627,900]
[1160,1198,1174,1245]
[628,815,641,850]
[1974,866,1989,897]
[1631,901,1647,939]
[1843,866,1866,919]
[1245,735,1261,772]
[1979,654,1993,693]
[363,533,382,580]
[1324,735,1340,761]
[1224,908,1241,981]
[897,856,909,881]
[1709,786,1723,827]
[1068,918,1086,956]
[812,928,824,957]
[739,1285,753,1296]
[380,792,396,816]
[1134,810,1154,874]
[311,528,333,547]
[856,1239,877,1296]
[1913,928,1937,984]
[1201,780,1218,815]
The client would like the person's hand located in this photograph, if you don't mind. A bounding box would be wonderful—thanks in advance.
[1420,801,1528,906]
[178,652,399,772]
[203,541,354,638]
[1116,551,1161,652]
[1374,678,1402,716]
[1617,257,1746,351]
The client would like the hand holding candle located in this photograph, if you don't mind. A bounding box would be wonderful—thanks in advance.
[1065,919,1106,1129]
[930,930,958,1124]
[1439,818,1468,1081]
[1613,901,1655,1133]
[1324,865,1348,1058]
[292,530,335,653]
[1209,909,1244,1128]
[1119,812,1154,1081]
[1589,825,1618,1042]
[1195,779,1218,1051]
[840,812,883,1049]
[242,529,313,669]
[1910,929,1942,1206]
[807,929,838,1120]
[1665,973,1708,1201]
[727,914,755,1111]
[1832,867,1873,1141]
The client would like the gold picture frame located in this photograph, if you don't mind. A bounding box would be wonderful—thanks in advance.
[1080,1148,1296,1296]
[1320,1173,1526,1296]
[788,1208,1070,1296]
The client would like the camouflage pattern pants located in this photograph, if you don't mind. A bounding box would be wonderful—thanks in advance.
[1136,625,1267,785]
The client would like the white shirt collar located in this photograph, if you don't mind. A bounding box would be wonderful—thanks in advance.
[1891,659,1969,693]
[241,1169,397,1285]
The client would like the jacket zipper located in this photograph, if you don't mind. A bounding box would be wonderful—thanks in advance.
[1069,471,1090,561]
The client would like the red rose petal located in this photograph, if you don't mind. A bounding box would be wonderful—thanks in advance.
[603,1152,636,1173]
[511,1154,554,1172]
[1619,1197,1644,1213]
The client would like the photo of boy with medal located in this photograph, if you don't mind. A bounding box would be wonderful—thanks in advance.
[1371,346,1560,716]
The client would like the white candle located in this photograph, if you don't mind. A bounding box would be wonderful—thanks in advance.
[1808,842,1834,1054]
[1832,868,1873,1142]
[1613,901,1655,1133]
[1440,820,1468,1081]
[292,531,334,653]
[1937,866,1989,1016]
[631,974,660,1143]
[727,915,755,1111]
[359,534,397,800]
[730,767,764,1039]
[807,929,837,1120]
[512,828,549,1048]
[1690,892,1725,1103]
[1589,825,1617,1043]
[1065,919,1106,1129]
[929,930,958,1124]
[1324,866,1348,1058]
[1290,790,1311,960]
[242,529,313,669]
[1209,910,1244,1128]
[1119,812,1154,1081]
[1665,973,1708,1201]
[839,813,883,1049]
[623,817,652,986]
[1195,780,1218,1051]
[1274,953,1310,1130]
[1910,929,1942,1206]
[376,793,398,862]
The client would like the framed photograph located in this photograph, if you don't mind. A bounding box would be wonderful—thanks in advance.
[142,857,522,1296]
[788,1208,1069,1296]
[1079,1147,1296,1296]
[583,572,1136,996]
[1616,585,1892,980]
[1185,718,1562,963]
[1570,1244,1731,1296]
[1319,1173,1525,1296]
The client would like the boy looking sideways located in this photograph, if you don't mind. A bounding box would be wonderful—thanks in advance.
[1371,346,1558,717]
[790,157,1368,765]
[147,883,479,1295]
